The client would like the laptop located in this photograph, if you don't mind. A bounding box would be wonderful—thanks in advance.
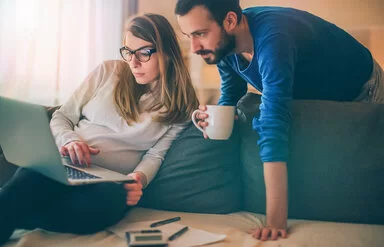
[0,96,135,185]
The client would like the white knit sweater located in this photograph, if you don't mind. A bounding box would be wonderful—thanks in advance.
[50,60,186,186]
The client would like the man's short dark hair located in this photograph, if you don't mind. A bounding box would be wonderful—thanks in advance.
[175,0,243,26]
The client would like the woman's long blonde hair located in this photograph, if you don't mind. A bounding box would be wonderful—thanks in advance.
[114,13,199,125]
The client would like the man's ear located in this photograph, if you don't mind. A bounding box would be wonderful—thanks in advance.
[223,11,238,33]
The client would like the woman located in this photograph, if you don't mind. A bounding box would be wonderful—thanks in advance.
[0,13,199,245]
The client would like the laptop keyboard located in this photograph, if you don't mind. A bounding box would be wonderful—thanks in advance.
[65,166,101,180]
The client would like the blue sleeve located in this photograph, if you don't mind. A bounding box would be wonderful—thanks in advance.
[217,60,248,106]
[253,32,297,163]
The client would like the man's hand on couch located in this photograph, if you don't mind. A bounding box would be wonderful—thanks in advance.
[247,161,288,241]
[247,226,287,241]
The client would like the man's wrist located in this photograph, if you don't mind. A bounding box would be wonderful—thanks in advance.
[263,162,288,230]
[266,217,287,230]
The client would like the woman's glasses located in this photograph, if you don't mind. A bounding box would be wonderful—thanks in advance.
[120,46,157,63]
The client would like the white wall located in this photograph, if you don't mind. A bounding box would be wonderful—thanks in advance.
[241,0,384,29]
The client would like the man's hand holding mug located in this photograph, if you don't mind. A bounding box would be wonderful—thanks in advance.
[192,105,236,140]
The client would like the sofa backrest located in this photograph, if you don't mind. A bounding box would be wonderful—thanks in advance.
[237,93,384,225]
[0,104,244,214]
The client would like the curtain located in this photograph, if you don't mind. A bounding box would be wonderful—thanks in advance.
[0,0,136,106]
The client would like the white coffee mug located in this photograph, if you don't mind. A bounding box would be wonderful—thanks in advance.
[191,105,235,140]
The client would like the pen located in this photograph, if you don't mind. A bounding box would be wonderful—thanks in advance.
[150,216,181,228]
[168,226,189,241]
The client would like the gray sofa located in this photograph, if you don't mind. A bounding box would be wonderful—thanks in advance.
[1,93,384,247]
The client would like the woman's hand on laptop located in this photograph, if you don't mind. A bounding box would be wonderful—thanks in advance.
[60,141,100,167]
[124,172,146,206]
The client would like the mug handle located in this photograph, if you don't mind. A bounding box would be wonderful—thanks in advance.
[191,109,207,136]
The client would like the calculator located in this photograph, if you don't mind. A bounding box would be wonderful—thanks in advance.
[125,229,168,247]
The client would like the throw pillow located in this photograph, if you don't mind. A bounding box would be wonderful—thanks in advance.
[140,122,243,214]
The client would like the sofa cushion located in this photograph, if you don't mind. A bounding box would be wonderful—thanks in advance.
[6,207,384,247]
[237,93,384,224]
[140,122,243,213]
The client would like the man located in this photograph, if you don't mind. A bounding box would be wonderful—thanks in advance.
[175,0,384,242]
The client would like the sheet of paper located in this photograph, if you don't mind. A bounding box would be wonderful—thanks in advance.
[109,220,226,247]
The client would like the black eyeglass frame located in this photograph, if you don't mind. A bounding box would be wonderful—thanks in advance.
[119,46,157,62]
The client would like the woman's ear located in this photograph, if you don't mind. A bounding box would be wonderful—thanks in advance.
[223,11,238,33]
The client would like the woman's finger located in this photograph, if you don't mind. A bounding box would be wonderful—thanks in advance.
[127,196,141,202]
[67,145,77,164]
[126,200,138,206]
[81,144,92,166]
[73,143,85,165]
[127,190,143,198]
[60,146,68,156]
[124,183,142,191]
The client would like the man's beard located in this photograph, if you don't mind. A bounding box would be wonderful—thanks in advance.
[196,30,236,65]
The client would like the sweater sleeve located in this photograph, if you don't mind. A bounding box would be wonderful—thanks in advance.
[253,31,297,163]
[133,123,187,187]
[217,59,248,106]
[50,61,110,148]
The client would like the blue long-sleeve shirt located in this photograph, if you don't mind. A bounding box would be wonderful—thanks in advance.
[217,6,373,162]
